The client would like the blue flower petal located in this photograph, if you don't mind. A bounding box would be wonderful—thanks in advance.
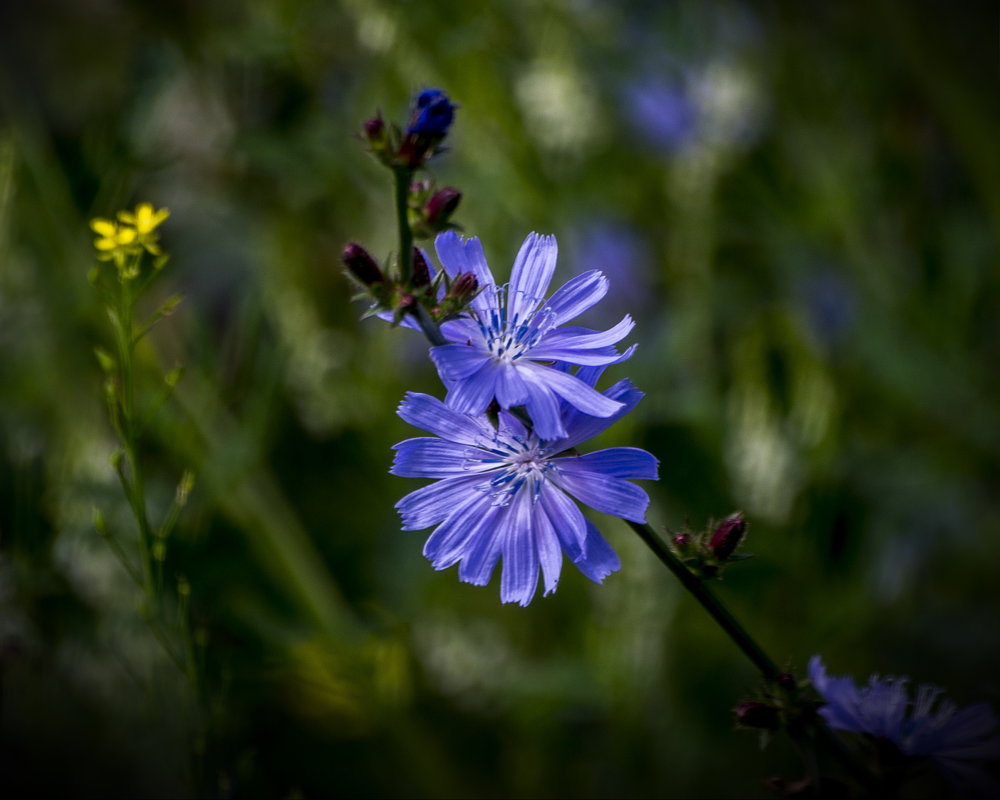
[542,269,609,326]
[553,467,650,523]
[445,359,501,415]
[530,316,635,362]
[508,233,557,324]
[532,366,624,419]
[440,317,481,345]
[430,343,490,382]
[573,519,621,583]
[552,378,643,451]
[573,345,637,389]
[554,447,659,481]
[397,392,489,445]
[395,474,487,530]
[539,483,587,561]
[423,493,501,569]
[494,363,531,408]
[500,492,540,606]
[520,367,568,440]
[534,504,563,596]
[391,438,476,478]
[457,503,506,586]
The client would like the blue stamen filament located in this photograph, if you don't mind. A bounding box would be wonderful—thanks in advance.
[474,284,556,365]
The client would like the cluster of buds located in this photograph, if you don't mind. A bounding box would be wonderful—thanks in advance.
[669,511,751,579]
[363,88,457,170]
[342,242,479,327]
[408,179,462,240]
[734,672,823,751]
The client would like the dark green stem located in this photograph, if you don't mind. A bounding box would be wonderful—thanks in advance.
[393,166,414,286]
[117,272,158,612]
[412,302,448,346]
[625,520,781,679]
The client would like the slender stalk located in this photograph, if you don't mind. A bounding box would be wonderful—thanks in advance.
[625,520,781,679]
[393,166,414,286]
[412,302,448,346]
[117,269,158,612]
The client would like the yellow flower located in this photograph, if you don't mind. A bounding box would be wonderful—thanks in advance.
[90,217,140,271]
[118,203,169,255]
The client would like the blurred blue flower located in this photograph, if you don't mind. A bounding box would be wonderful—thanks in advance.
[429,230,635,440]
[391,368,657,606]
[406,88,456,137]
[810,656,1000,792]
[623,76,698,152]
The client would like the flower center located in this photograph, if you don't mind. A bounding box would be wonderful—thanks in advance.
[475,285,556,364]
[467,428,552,506]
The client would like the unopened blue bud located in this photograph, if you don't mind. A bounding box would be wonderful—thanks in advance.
[407,89,456,137]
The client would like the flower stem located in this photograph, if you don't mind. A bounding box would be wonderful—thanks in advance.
[411,302,448,346]
[624,520,781,679]
[116,271,158,614]
[393,166,414,286]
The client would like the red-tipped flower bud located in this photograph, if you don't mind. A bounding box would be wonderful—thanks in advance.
[342,242,384,286]
[447,271,478,303]
[363,115,385,140]
[672,533,692,550]
[708,512,747,561]
[734,701,780,730]
[424,187,462,227]
[776,673,797,691]
[411,248,431,288]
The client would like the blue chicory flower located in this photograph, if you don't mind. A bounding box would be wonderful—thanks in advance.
[407,89,456,137]
[429,230,636,440]
[809,656,1000,793]
[390,366,657,606]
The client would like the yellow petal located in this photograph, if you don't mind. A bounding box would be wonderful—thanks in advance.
[91,218,115,236]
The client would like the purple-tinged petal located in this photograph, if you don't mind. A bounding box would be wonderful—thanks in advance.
[430,343,490,382]
[445,360,500,415]
[534,503,563,596]
[531,365,624,419]
[423,494,501,569]
[532,315,635,357]
[808,656,869,734]
[552,378,643,451]
[397,392,490,446]
[396,474,487,530]
[574,345,637,389]
[508,233,557,325]
[497,409,529,440]
[499,491,540,606]
[457,502,506,586]
[440,316,482,345]
[573,519,621,583]
[539,483,587,562]
[542,269,608,326]
[553,447,659,481]
[391,438,476,478]
[520,368,567,440]
[434,231,496,315]
[553,468,650,523]
[494,363,531,407]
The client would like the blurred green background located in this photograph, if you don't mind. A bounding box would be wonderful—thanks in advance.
[1,1,998,797]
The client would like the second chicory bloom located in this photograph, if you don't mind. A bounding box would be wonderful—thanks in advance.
[429,230,635,440]
[809,656,1000,793]
[391,367,657,606]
